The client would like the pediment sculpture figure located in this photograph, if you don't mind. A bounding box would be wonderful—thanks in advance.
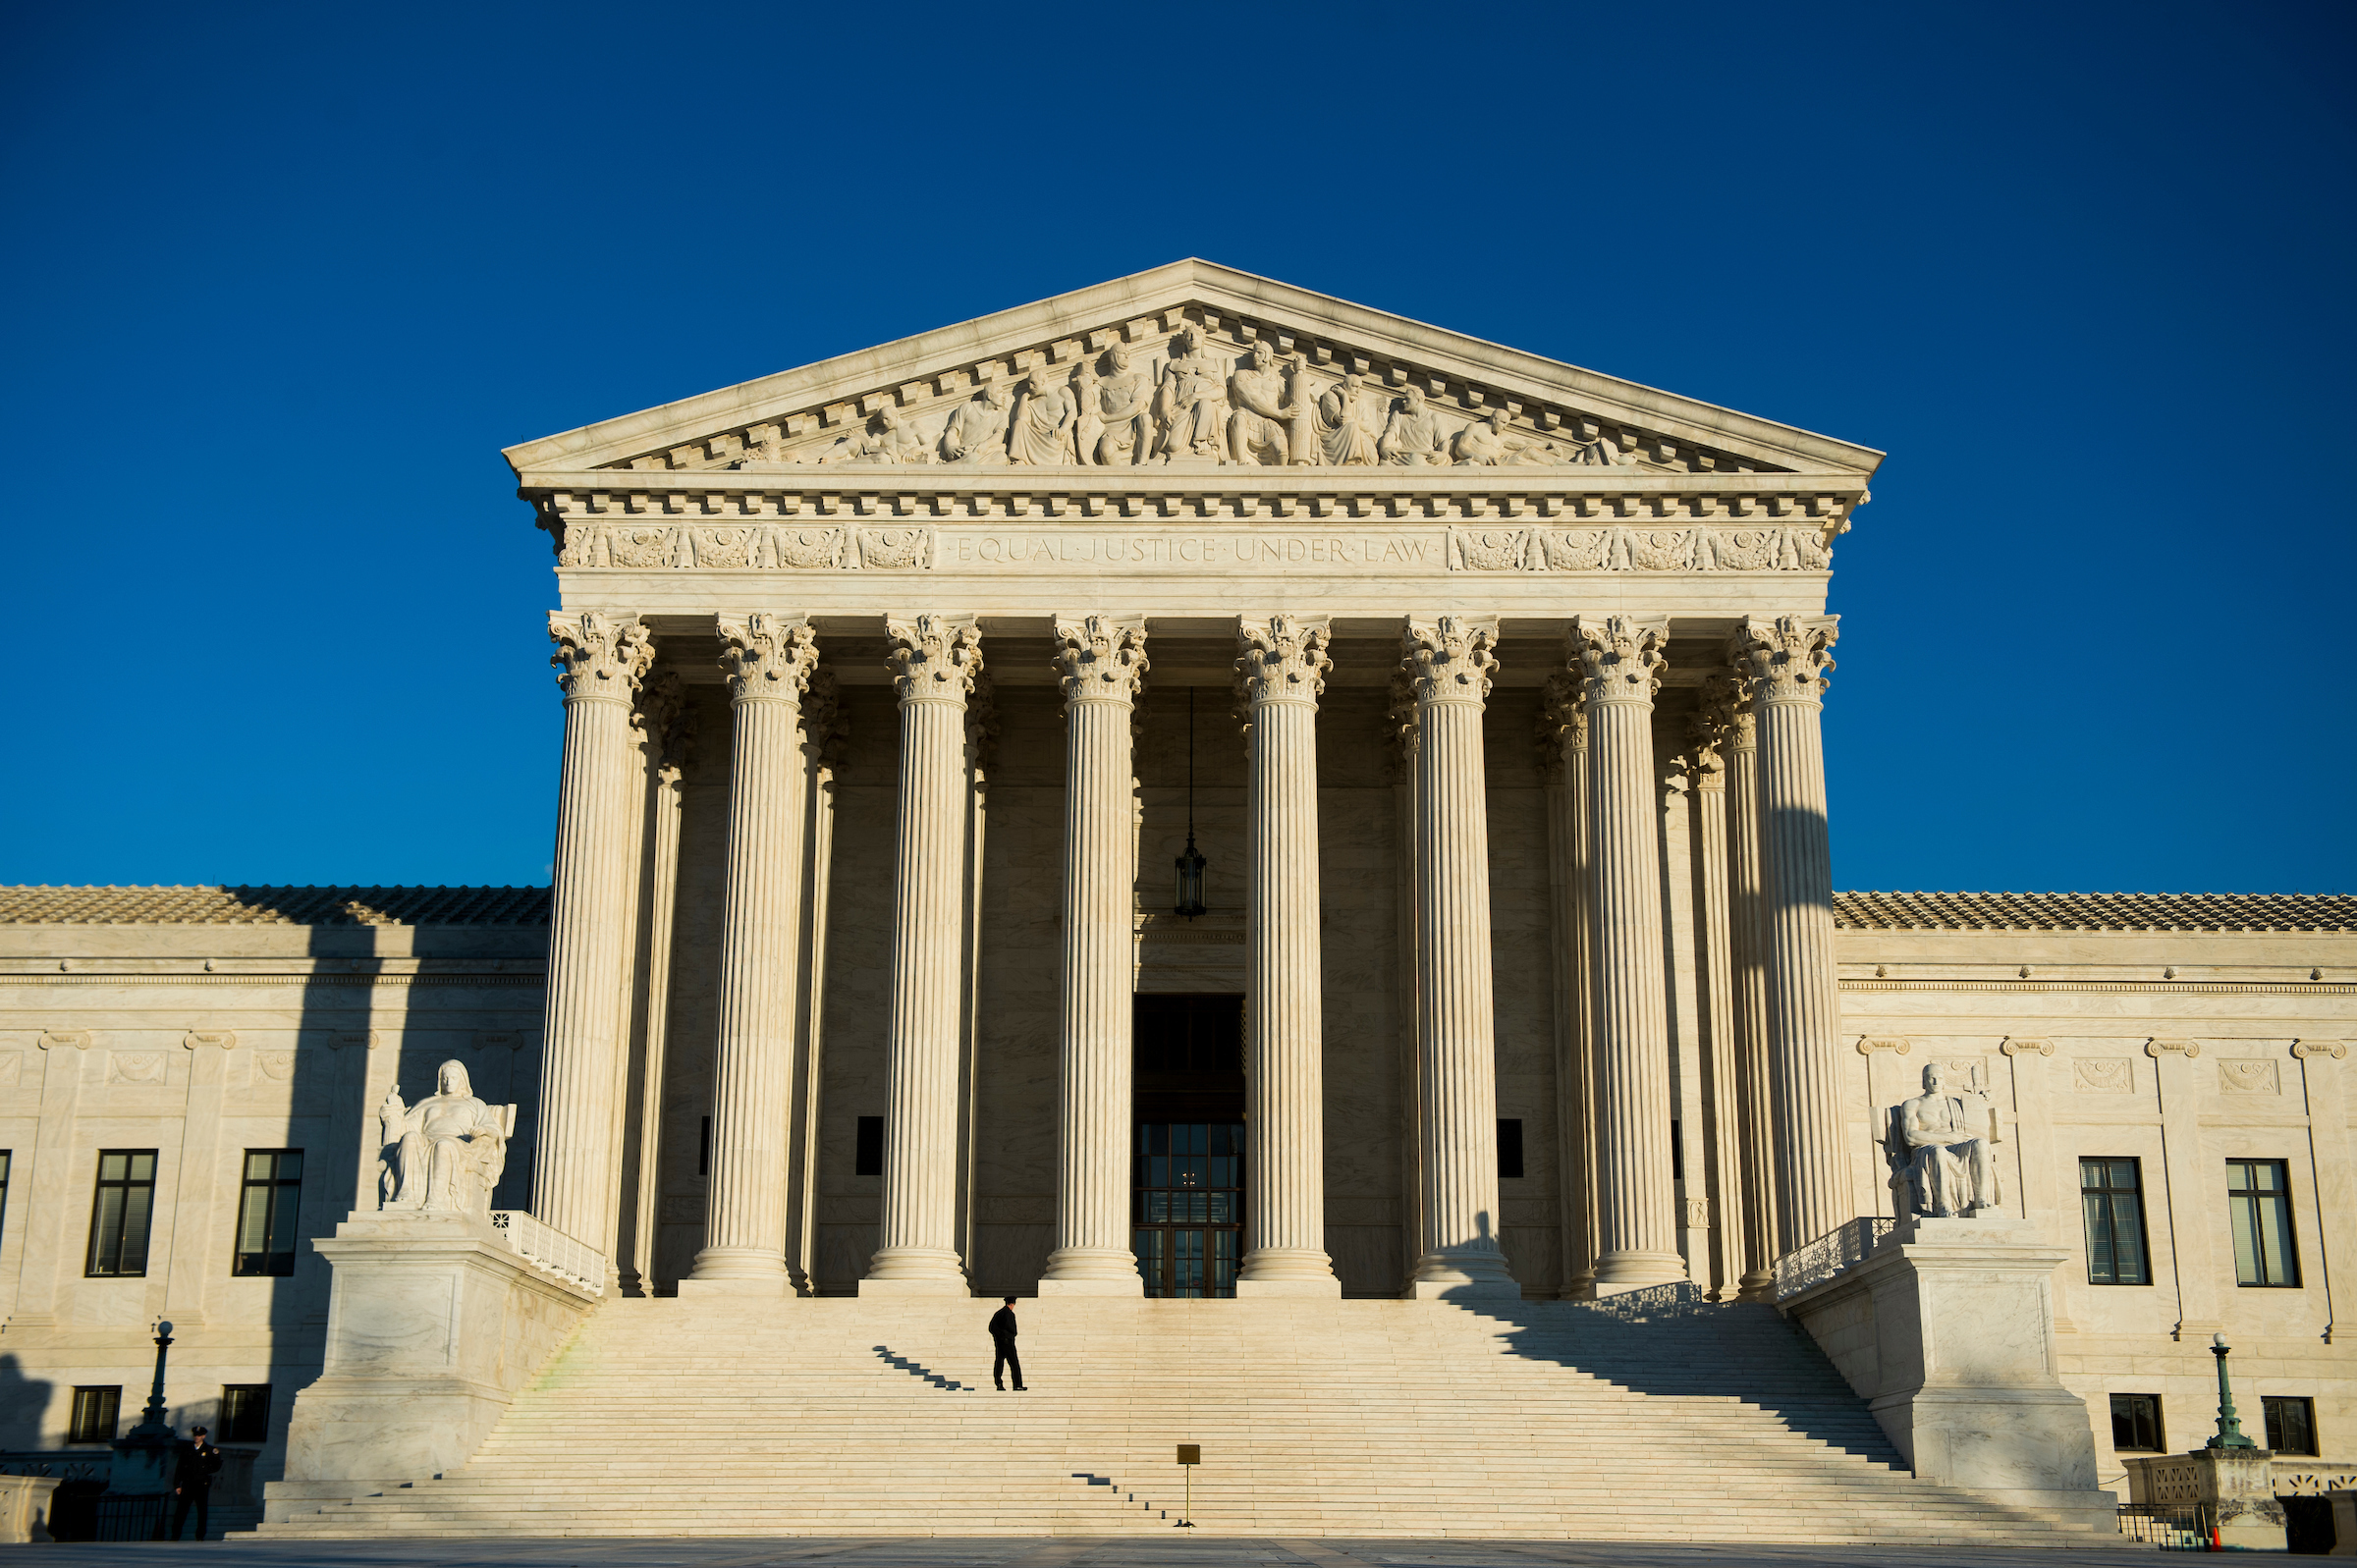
[1888,1061,2004,1217]
[816,404,930,465]
[379,1058,515,1216]
[1226,340,1298,466]
[1151,325,1231,463]
[1316,371,1380,466]
[1377,384,1450,466]
[939,378,1012,464]
[1084,343,1152,466]
[1008,366,1078,465]
[1453,407,1565,466]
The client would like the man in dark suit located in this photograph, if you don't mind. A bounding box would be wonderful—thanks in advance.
[988,1295,1025,1391]
[169,1425,223,1540]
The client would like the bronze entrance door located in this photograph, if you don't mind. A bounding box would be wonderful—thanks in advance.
[1132,994,1244,1299]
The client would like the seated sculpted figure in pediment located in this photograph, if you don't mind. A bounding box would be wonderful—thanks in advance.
[1151,326,1231,463]
[379,1059,515,1217]
[816,405,930,465]
[940,379,1012,464]
[1453,407,1566,466]
[1317,371,1380,466]
[1377,385,1450,466]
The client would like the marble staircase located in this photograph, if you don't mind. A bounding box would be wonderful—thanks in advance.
[252,1291,2116,1543]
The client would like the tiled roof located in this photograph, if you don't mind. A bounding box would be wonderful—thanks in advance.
[0,886,552,927]
[1834,891,2357,933]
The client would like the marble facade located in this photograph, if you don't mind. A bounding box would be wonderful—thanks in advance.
[1,264,2351,1510]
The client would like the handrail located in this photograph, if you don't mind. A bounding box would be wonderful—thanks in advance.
[487,1211,606,1296]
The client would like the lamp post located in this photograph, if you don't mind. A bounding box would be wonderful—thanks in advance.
[135,1320,175,1434]
[1173,689,1206,919]
[2207,1331,2258,1450]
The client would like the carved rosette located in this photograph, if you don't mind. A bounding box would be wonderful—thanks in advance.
[1729,614,1837,707]
[716,612,819,706]
[1235,615,1333,712]
[1570,614,1669,707]
[549,611,653,705]
[1052,615,1148,707]
[1401,615,1500,706]
[886,615,983,705]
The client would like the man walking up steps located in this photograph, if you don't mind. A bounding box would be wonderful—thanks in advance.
[989,1296,1025,1391]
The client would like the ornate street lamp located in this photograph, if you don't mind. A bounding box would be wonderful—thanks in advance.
[1174,689,1206,919]
[2207,1332,2258,1449]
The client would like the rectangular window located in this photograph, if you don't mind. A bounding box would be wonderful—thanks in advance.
[698,1116,711,1177]
[854,1116,885,1177]
[0,1149,12,1248]
[233,1150,302,1277]
[2227,1159,2301,1287]
[219,1384,272,1444]
[85,1150,158,1277]
[68,1386,122,1443]
[1670,1121,1683,1181]
[2110,1392,2164,1452]
[2080,1157,2152,1285]
[1497,1119,1524,1179]
[2264,1395,2318,1456]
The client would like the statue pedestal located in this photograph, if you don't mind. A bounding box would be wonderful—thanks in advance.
[1782,1215,2114,1525]
[264,1209,598,1524]
[2124,1448,2286,1550]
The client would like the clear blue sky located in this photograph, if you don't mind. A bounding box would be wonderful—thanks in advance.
[4,1,2350,894]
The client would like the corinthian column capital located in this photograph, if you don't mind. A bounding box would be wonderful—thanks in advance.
[1729,614,1837,705]
[1401,615,1500,705]
[1235,615,1332,710]
[887,615,983,704]
[716,613,819,705]
[549,611,653,704]
[1685,672,1738,784]
[1534,670,1585,783]
[1052,615,1148,706]
[1570,614,1668,705]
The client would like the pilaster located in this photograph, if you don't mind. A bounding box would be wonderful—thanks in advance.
[161,1031,239,1326]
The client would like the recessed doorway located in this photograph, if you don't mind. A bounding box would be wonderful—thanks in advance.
[1132,994,1243,1299]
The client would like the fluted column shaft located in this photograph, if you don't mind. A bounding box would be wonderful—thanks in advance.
[1236,616,1340,1295]
[1573,616,1684,1287]
[1041,616,1148,1293]
[1540,676,1598,1298]
[1402,616,1518,1299]
[537,611,653,1254]
[863,617,980,1293]
[622,675,691,1294]
[1723,693,1779,1296]
[1686,683,1745,1300]
[1734,615,1848,1249]
[689,614,817,1291]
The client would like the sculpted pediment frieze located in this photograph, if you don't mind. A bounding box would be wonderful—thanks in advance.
[504,261,1884,486]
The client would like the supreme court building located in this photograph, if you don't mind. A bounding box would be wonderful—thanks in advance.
[4,262,2353,1539]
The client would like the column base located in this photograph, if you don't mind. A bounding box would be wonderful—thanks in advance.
[1595,1249,1688,1288]
[1237,1248,1341,1296]
[1037,1246,1141,1295]
[676,1276,794,1299]
[1735,1269,1777,1303]
[1404,1248,1521,1300]
[1235,1276,1343,1298]
[859,1276,970,1297]
[861,1246,966,1293]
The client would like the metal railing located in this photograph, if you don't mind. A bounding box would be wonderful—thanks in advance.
[488,1211,606,1295]
[1771,1217,1895,1301]
[2116,1501,2212,1549]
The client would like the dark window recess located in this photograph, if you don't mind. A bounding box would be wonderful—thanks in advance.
[86,1150,158,1277]
[68,1386,122,1443]
[2228,1159,2301,1287]
[1670,1122,1682,1181]
[2264,1395,2318,1455]
[2110,1393,2164,1452]
[854,1116,885,1177]
[219,1384,272,1444]
[234,1150,302,1277]
[0,1150,11,1249]
[1497,1119,1524,1179]
[698,1116,711,1177]
[2080,1157,2152,1286]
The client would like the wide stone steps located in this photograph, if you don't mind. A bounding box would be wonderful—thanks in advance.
[253,1293,2113,1543]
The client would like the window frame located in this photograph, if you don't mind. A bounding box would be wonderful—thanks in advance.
[84,1149,159,1278]
[2263,1394,2319,1456]
[2079,1156,2153,1286]
[219,1383,273,1445]
[2110,1391,2165,1453]
[68,1385,122,1444]
[232,1149,304,1277]
[2226,1158,2303,1288]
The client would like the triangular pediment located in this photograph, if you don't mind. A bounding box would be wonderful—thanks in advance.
[502,260,1881,481]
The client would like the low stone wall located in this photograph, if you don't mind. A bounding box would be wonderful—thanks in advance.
[0,1475,61,1543]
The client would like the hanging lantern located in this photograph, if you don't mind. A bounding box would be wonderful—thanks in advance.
[1174,829,1207,919]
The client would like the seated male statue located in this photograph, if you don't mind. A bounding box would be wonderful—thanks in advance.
[379,1058,514,1216]
[1893,1060,2003,1217]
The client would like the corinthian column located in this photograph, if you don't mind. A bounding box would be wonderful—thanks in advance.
[687,613,818,1293]
[1401,616,1518,1299]
[863,616,982,1294]
[1539,674,1599,1298]
[1040,615,1148,1295]
[1731,614,1846,1248]
[1719,677,1779,1297]
[1234,615,1340,1296]
[537,610,654,1256]
[1686,679,1746,1300]
[1572,615,1684,1289]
